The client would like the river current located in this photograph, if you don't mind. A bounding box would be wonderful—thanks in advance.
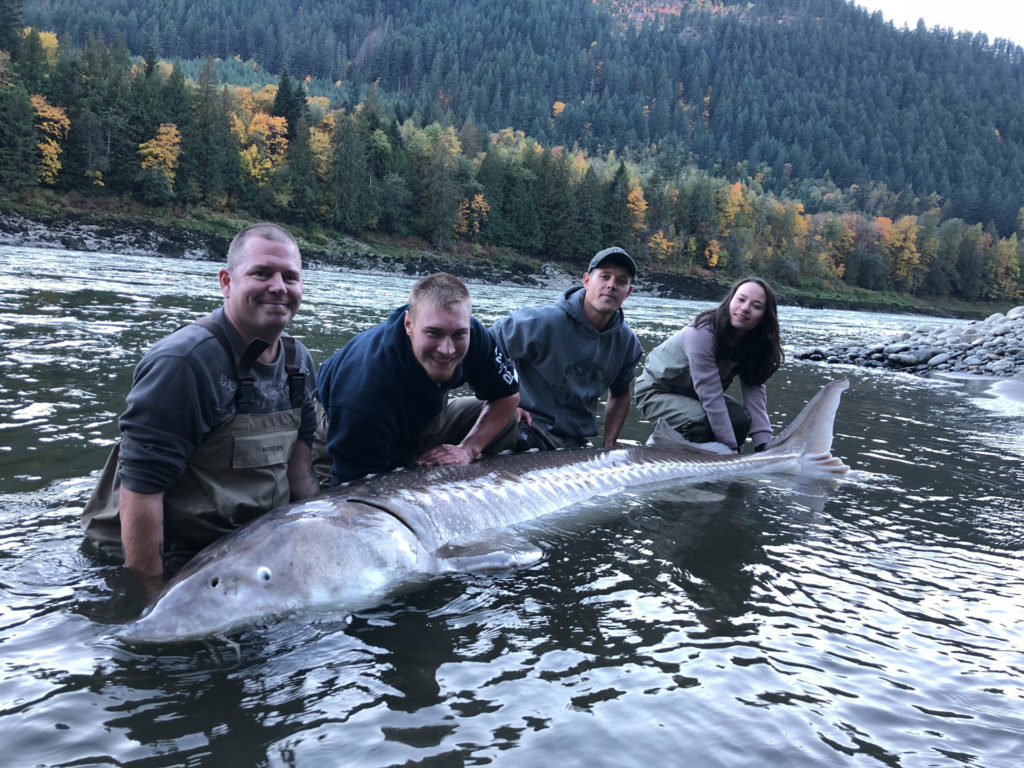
[0,244,1022,767]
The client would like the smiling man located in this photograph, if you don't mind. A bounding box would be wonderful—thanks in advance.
[489,246,643,450]
[82,223,321,588]
[317,272,519,485]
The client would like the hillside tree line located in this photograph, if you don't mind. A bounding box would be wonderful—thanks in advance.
[1,21,1022,302]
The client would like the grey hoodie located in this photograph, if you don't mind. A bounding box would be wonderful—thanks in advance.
[490,286,642,439]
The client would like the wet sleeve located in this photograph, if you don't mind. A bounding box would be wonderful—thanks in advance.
[741,380,772,448]
[465,321,519,401]
[680,327,738,449]
[117,351,223,494]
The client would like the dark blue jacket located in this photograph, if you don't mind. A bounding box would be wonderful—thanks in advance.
[318,305,518,484]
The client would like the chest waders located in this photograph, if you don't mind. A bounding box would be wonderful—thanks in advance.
[81,316,306,569]
[634,336,751,446]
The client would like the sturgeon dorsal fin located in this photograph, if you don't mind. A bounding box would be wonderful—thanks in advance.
[645,419,734,454]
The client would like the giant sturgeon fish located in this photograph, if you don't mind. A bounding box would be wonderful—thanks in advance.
[118,379,851,643]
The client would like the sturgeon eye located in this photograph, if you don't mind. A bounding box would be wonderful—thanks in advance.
[257,566,272,582]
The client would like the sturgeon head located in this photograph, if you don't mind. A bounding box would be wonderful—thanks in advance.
[117,498,437,644]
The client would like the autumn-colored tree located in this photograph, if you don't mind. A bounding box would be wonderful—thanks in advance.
[29,93,69,185]
[232,111,289,187]
[138,122,181,187]
[455,193,490,241]
[887,215,920,292]
[648,230,675,262]
[986,235,1021,302]
[308,112,335,181]
[24,28,59,66]
[705,238,721,268]
[716,182,746,238]
[626,182,647,236]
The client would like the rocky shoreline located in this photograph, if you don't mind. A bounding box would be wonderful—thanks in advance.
[0,208,573,288]
[795,306,1024,378]
[0,206,1006,315]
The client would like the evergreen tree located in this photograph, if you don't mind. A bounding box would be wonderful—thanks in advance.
[282,115,317,223]
[533,147,578,259]
[602,162,633,250]
[176,60,238,204]
[0,82,39,186]
[956,223,987,301]
[271,69,307,139]
[424,125,463,248]
[575,165,606,264]
[0,0,21,57]
[160,62,191,127]
[329,112,374,233]
[14,28,49,94]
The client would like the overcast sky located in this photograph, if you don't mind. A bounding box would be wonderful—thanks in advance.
[854,1,1023,47]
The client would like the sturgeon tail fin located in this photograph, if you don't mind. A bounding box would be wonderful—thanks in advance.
[768,379,850,474]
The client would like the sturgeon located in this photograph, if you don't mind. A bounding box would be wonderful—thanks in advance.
[118,379,851,643]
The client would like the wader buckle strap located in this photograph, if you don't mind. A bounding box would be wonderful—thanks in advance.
[192,314,278,414]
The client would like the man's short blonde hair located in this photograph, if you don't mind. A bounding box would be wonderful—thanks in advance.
[408,272,471,318]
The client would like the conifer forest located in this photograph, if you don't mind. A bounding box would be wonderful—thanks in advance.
[2,0,1023,302]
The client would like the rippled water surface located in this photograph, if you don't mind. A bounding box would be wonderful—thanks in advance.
[1,245,1022,767]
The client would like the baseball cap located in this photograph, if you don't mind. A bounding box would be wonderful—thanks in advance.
[587,246,637,279]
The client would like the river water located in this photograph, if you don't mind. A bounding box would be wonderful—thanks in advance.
[1,244,1022,768]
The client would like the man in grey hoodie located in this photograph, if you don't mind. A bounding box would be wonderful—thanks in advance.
[491,246,643,450]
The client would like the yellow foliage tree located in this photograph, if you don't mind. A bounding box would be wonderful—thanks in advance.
[626,183,647,235]
[717,182,747,237]
[307,96,331,123]
[552,100,566,118]
[986,235,1021,302]
[138,123,182,187]
[239,145,273,187]
[251,84,278,113]
[888,215,920,291]
[309,113,336,181]
[454,193,490,240]
[29,94,69,185]
[232,112,289,186]
[23,28,60,66]
[873,216,893,249]
[648,231,675,262]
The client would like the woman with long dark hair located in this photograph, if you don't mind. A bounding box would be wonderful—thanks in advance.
[634,277,783,452]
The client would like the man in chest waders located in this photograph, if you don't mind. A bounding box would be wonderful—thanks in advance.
[81,223,321,591]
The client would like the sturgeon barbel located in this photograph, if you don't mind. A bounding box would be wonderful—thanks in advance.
[118,379,851,643]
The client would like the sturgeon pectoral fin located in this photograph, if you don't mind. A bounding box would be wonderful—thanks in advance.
[436,533,544,572]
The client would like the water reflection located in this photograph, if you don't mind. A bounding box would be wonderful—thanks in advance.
[2,244,1023,767]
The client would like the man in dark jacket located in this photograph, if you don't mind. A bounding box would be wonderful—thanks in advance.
[318,272,519,485]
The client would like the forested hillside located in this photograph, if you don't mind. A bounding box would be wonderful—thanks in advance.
[2,0,1023,304]
[19,0,1024,234]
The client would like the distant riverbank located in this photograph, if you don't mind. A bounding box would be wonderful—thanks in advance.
[0,203,1008,318]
